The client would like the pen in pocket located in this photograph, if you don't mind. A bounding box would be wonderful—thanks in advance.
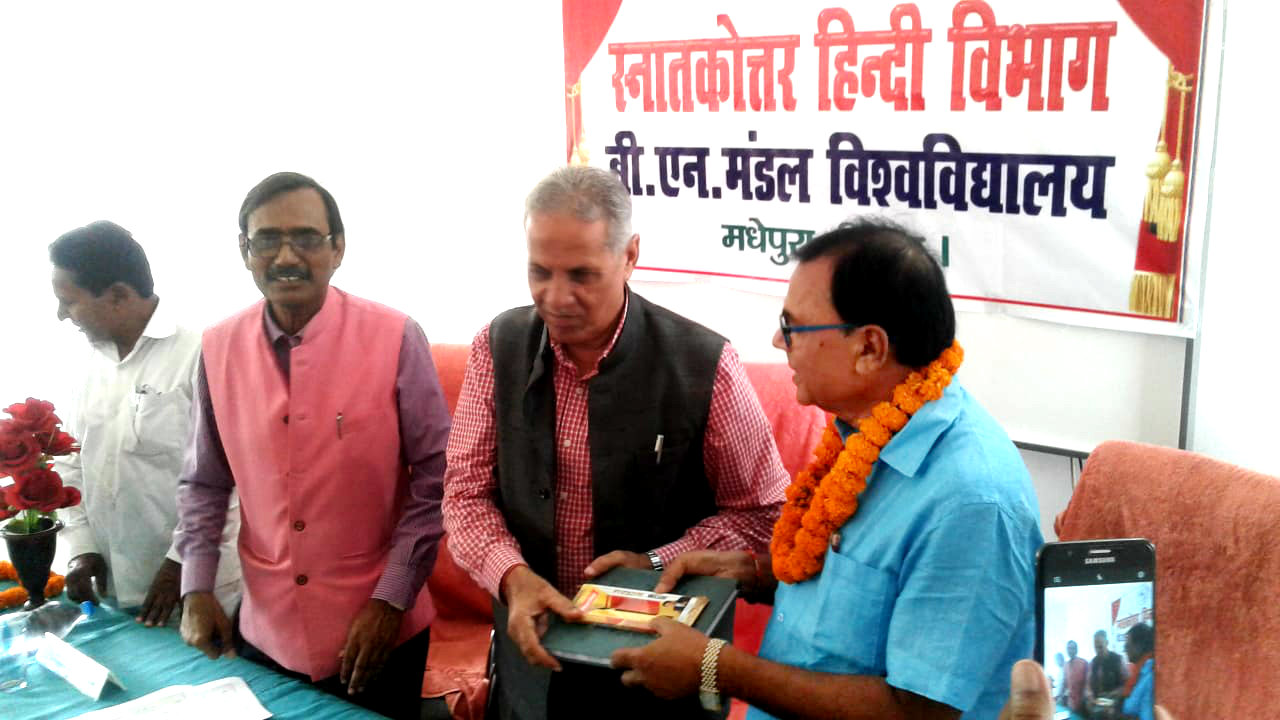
[336,412,344,439]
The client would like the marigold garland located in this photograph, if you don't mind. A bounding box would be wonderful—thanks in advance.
[771,341,964,584]
[0,560,66,610]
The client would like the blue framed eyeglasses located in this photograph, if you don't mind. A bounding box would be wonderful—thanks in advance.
[778,313,858,349]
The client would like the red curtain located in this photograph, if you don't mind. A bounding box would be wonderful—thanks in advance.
[1117,0,1203,191]
[1116,0,1206,318]
[563,0,624,162]
[1116,0,1203,71]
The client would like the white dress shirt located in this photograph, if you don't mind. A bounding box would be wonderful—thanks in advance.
[56,298,241,613]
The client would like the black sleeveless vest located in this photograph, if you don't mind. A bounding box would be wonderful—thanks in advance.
[487,291,729,720]
[488,290,725,583]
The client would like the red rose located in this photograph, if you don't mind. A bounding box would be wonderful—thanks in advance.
[43,430,78,456]
[3,398,61,435]
[0,422,43,476]
[59,485,82,509]
[4,466,65,512]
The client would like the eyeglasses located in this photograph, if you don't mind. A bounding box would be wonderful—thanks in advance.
[243,230,332,258]
[778,313,858,349]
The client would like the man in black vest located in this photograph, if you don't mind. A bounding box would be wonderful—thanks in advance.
[442,166,789,719]
[1087,629,1128,717]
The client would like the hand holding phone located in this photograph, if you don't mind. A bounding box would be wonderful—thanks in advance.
[1036,539,1155,720]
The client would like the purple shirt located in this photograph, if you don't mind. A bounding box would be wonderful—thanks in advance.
[175,308,450,610]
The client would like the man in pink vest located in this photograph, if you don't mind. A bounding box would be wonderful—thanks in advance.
[175,172,451,719]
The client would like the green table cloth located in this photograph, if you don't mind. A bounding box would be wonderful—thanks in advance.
[1,598,382,719]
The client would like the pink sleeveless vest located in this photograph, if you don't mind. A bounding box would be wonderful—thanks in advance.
[203,287,434,679]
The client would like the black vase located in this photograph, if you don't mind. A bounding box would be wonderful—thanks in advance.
[3,518,62,610]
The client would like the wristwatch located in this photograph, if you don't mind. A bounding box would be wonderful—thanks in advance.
[699,638,727,711]
[646,550,664,572]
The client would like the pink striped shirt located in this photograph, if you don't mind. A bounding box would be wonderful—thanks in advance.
[443,312,787,596]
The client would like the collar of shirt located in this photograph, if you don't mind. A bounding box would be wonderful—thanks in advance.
[548,287,630,381]
[262,305,307,349]
[833,381,964,479]
[140,296,179,340]
[91,296,179,363]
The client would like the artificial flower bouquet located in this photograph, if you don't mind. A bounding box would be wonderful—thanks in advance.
[0,398,81,533]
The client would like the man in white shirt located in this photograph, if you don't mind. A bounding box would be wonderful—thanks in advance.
[50,221,241,624]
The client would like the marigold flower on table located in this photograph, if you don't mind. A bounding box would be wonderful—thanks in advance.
[0,559,66,610]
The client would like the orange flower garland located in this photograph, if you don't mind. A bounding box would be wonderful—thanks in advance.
[771,340,964,583]
[0,560,66,610]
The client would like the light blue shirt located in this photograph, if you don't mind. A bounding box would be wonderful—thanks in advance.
[1123,659,1155,720]
[748,382,1042,719]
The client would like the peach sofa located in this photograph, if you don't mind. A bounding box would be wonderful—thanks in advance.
[421,342,827,719]
[1055,441,1280,719]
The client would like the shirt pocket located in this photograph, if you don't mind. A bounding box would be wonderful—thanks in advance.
[632,435,691,473]
[127,389,190,456]
[332,404,394,440]
[628,434,694,502]
[807,548,897,675]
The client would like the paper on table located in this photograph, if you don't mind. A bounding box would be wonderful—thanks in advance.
[71,676,271,720]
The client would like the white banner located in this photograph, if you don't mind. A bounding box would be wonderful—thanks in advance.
[564,0,1208,334]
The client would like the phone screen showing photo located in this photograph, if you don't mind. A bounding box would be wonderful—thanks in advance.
[1042,554,1155,720]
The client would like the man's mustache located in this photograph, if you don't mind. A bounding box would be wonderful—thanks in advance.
[267,266,311,282]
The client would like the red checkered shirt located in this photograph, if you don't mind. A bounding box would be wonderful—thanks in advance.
[443,311,787,596]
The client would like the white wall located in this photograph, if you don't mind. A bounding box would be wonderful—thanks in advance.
[0,1,566,411]
[1,1,1273,571]
[1186,0,1280,477]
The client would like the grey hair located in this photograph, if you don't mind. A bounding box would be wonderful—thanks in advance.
[524,166,633,252]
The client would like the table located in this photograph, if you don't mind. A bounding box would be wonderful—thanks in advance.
[1,599,383,719]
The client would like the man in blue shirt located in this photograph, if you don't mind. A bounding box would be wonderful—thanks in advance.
[612,218,1043,719]
[1122,623,1155,720]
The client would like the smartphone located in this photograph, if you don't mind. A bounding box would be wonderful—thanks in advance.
[1036,539,1155,720]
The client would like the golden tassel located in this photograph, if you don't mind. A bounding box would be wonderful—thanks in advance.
[1129,271,1177,318]
[1142,68,1172,225]
[1129,67,1193,317]
[1155,69,1195,243]
[1156,158,1184,243]
[1143,140,1171,224]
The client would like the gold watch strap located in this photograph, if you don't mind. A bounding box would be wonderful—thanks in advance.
[699,638,727,711]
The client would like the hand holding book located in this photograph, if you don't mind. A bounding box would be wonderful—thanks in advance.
[583,550,656,579]
[654,550,775,601]
[499,565,584,671]
[540,567,737,669]
[610,616,710,700]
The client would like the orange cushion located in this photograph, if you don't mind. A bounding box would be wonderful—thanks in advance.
[1057,441,1280,719]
